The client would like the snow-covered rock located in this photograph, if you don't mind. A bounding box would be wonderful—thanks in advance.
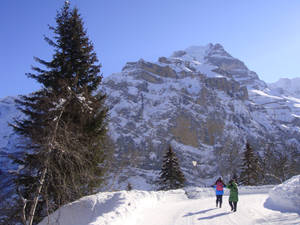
[266,175,300,213]
[269,78,300,98]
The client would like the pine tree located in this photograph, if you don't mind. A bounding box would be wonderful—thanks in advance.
[232,170,239,183]
[214,135,243,181]
[12,2,112,224]
[158,145,185,190]
[260,145,278,184]
[239,142,261,185]
[127,182,133,191]
[261,143,300,184]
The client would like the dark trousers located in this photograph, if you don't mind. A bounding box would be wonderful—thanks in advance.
[229,201,237,211]
[216,195,223,207]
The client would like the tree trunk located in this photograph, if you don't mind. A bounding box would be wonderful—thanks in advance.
[17,186,28,225]
[27,105,64,224]
[28,167,47,225]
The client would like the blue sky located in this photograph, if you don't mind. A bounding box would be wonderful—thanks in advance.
[1,0,300,98]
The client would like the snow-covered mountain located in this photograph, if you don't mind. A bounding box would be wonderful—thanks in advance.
[1,43,300,191]
[101,43,300,187]
[0,96,23,202]
[268,78,300,98]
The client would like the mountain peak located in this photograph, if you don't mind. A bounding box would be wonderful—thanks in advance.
[206,43,232,58]
[270,77,300,88]
[170,43,233,63]
[268,77,300,97]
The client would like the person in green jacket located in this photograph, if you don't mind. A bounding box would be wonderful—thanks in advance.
[226,179,238,212]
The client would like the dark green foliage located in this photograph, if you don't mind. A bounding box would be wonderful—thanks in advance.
[231,171,239,183]
[12,2,112,224]
[239,142,261,185]
[127,182,133,191]
[214,135,243,182]
[158,145,185,190]
[261,144,300,184]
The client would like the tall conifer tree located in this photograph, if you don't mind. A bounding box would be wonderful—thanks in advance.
[12,2,111,224]
[158,145,185,190]
[239,142,260,185]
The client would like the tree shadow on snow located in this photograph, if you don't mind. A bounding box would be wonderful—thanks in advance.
[183,208,216,217]
[263,198,300,215]
[197,212,231,220]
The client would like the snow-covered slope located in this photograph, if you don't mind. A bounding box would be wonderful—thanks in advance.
[0,96,23,201]
[0,96,20,150]
[269,78,300,98]
[38,176,300,225]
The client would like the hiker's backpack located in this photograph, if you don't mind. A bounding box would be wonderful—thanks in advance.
[216,181,223,191]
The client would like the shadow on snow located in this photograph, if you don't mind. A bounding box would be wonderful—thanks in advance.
[183,208,216,217]
[198,212,231,220]
[264,198,300,215]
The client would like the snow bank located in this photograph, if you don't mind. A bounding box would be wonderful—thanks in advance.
[38,184,291,225]
[265,175,300,214]
[185,185,274,199]
[38,185,283,225]
[38,189,187,225]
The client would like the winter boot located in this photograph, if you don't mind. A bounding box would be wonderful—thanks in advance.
[233,202,237,212]
[229,201,234,211]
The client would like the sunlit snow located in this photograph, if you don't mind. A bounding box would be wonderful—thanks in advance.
[38,176,300,225]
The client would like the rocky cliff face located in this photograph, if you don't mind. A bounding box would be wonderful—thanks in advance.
[102,43,300,188]
[1,43,300,190]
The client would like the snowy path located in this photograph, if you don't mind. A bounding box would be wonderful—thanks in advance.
[38,182,300,225]
[134,194,300,225]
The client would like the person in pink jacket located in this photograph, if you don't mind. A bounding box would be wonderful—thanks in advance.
[212,177,226,208]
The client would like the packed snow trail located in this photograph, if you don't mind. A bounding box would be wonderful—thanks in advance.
[134,194,300,225]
